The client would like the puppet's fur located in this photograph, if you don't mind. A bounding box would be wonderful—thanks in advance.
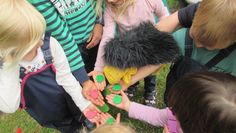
[104,22,180,69]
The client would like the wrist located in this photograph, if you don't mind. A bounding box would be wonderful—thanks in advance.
[82,80,91,88]
[124,101,131,112]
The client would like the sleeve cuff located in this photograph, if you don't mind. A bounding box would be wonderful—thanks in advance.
[77,98,91,111]
[94,66,104,72]
[72,67,89,84]
[95,16,104,26]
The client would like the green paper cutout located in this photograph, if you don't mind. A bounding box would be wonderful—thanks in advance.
[97,103,109,112]
[112,84,121,91]
[106,117,115,125]
[113,95,122,104]
[96,75,104,83]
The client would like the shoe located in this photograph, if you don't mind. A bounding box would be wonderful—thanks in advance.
[82,119,95,131]
[125,85,137,99]
[143,91,156,106]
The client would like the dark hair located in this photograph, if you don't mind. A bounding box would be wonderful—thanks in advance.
[168,72,236,133]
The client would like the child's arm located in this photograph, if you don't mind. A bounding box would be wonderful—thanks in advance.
[106,91,168,127]
[156,11,180,33]
[94,7,116,72]
[92,7,116,90]
[150,0,169,20]
[107,65,162,92]
[156,3,199,33]
[50,37,93,111]
[28,0,89,84]
[0,65,21,113]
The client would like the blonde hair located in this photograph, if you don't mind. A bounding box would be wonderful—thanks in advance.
[95,0,104,18]
[0,0,46,67]
[191,0,236,48]
[106,0,135,16]
[91,123,136,133]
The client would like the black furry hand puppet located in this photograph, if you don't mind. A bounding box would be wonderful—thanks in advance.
[104,22,180,69]
[103,22,180,85]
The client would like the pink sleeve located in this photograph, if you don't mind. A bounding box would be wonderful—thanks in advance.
[128,102,168,127]
[147,0,169,20]
[94,7,116,72]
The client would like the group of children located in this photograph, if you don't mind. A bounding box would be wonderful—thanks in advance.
[0,0,236,133]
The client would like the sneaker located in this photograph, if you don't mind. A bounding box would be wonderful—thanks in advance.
[125,85,137,99]
[143,91,156,106]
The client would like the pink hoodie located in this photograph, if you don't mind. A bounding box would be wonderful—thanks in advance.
[94,0,169,71]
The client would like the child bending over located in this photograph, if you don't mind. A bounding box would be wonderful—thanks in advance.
[106,72,236,133]
[0,0,101,132]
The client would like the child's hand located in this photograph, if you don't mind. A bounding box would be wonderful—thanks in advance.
[86,24,103,49]
[83,104,101,123]
[106,91,131,112]
[88,70,106,91]
[82,80,104,106]
[96,113,121,127]
[108,81,129,94]
[163,125,170,133]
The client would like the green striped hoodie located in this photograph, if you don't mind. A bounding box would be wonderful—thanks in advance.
[28,0,97,83]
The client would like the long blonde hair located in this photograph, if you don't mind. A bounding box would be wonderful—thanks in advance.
[91,123,136,133]
[106,0,136,16]
[0,0,46,67]
[95,0,104,18]
[191,0,236,48]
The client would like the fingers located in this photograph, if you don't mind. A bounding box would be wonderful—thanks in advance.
[120,91,129,100]
[86,42,94,49]
[86,34,92,43]
[115,113,121,123]
[88,71,94,76]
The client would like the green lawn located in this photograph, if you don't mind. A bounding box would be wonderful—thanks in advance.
[0,0,179,132]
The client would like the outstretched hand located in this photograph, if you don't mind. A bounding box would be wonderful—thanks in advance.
[86,24,103,49]
[107,80,129,94]
[106,91,131,112]
[83,104,101,123]
[88,70,106,91]
[82,80,104,106]
[95,113,121,127]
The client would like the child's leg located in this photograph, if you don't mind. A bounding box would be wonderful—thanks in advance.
[143,75,156,106]
[125,82,139,99]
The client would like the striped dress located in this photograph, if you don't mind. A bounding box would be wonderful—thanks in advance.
[28,0,97,83]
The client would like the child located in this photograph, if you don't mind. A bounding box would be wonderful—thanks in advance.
[0,0,101,132]
[156,0,236,104]
[106,72,236,133]
[28,0,105,105]
[92,0,169,106]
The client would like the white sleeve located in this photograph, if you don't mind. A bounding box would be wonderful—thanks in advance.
[0,65,21,113]
[50,37,91,111]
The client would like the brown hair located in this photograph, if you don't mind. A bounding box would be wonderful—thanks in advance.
[168,72,236,133]
[191,0,236,49]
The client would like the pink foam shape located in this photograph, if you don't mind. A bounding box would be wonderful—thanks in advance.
[90,89,99,99]
[85,110,98,119]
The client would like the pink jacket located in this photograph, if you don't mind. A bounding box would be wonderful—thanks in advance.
[94,0,169,71]
[129,102,183,133]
